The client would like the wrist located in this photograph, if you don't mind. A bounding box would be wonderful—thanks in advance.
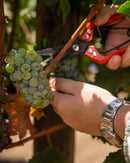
[114,103,130,140]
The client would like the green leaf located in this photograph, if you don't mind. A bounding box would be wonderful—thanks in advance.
[28,146,69,163]
[117,1,130,18]
[103,149,126,163]
[41,0,59,9]
[59,0,71,24]
[95,66,130,96]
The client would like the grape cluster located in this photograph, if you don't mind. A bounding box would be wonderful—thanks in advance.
[5,48,53,109]
[55,57,87,82]
[0,111,12,152]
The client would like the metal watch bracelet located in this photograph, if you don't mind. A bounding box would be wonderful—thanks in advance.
[101,98,128,148]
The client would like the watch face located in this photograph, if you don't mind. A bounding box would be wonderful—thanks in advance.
[101,130,122,148]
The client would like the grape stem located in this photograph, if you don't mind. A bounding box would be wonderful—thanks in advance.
[45,0,106,74]
[8,123,67,149]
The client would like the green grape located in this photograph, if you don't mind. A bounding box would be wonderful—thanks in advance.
[25,51,37,62]
[18,48,26,57]
[21,87,29,97]
[33,91,42,100]
[6,56,15,65]
[9,73,15,82]
[28,87,37,95]
[19,82,26,89]
[41,89,49,99]
[62,65,70,73]
[64,71,73,78]
[24,60,31,65]
[42,78,49,86]
[23,79,29,85]
[43,99,50,108]
[71,57,78,66]
[15,57,24,66]
[48,91,53,100]
[32,99,44,109]
[45,85,51,91]
[62,58,71,65]
[5,64,15,73]
[38,84,44,91]
[15,53,22,58]
[31,62,41,71]
[9,49,17,56]
[73,69,80,79]
[13,71,23,81]
[35,55,43,63]
[29,78,39,87]
[78,74,87,82]
[56,71,65,77]
[22,72,31,80]
[25,95,33,105]
[31,71,39,78]
[21,64,31,72]
[39,71,47,79]
[70,65,76,73]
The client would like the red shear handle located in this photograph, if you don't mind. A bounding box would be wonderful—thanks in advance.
[104,13,126,26]
[80,13,126,42]
[84,46,126,64]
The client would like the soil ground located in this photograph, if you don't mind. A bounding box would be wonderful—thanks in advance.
[0,131,117,163]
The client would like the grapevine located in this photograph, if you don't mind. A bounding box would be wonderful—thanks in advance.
[5,48,53,110]
[0,110,12,152]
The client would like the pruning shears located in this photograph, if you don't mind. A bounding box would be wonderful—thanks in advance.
[37,13,130,66]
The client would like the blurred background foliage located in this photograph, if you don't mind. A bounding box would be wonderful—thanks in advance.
[2,0,130,162]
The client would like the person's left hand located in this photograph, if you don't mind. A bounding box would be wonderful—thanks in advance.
[95,5,130,70]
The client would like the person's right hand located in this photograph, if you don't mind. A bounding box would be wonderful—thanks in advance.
[49,77,116,136]
[95,5,130,70]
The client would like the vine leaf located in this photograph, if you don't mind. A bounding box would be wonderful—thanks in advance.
[58,0,71,24]
[28,146,69,163]
[2,85,37,139]
[103,149,125,163]
[117,1,130,18]
[30,107,45,120]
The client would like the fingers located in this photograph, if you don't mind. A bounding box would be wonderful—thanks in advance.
[106,55,122,70]
[121,44,130,68]
[95,5,118,26]
[49,77,83,95]
[106,44,130,70]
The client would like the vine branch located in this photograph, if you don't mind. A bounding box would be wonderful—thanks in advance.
[0,0,6,77]
[45,0,106,74]
[6,0,19,52]
[8,123,67,149]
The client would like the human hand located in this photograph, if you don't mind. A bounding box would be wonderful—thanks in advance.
[49,77,116,136]
[95,5,130,70]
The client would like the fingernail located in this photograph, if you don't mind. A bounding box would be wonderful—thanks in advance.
[49,77,56,86]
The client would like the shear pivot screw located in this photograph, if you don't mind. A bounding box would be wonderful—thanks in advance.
[88,48,93,54]
[93,51,97,57]
[87,29,91,34]
[85,34,89,39]
[72,44,79,52]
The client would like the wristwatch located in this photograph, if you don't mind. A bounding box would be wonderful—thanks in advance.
[101,98,127,148]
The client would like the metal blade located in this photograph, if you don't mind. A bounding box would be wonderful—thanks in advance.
[38,38,88,66]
